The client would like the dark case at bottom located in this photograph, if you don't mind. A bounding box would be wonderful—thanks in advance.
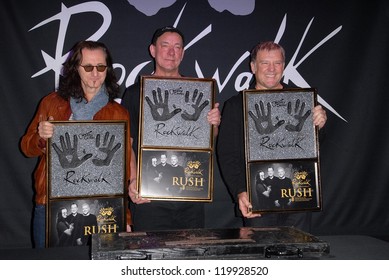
[91,226,330,260]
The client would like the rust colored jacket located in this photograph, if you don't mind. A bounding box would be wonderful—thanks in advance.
[21,92,132,225]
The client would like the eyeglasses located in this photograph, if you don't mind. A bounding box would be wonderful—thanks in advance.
[80,65,107,72]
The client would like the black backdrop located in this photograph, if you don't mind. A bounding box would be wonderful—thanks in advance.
[1,0,388,249]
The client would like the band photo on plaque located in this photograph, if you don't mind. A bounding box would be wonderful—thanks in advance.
[243,88,321,213]
[248,160,321,213]
[46,121,127,247]
[138,149,212,201]
[48,197,125,247]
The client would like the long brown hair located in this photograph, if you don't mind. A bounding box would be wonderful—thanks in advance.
[58,40,119,102]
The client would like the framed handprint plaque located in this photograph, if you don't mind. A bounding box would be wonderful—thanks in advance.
[243,88,322,213]
[137,76,215,201]
[46,121,127,247]
[140,76,215,149]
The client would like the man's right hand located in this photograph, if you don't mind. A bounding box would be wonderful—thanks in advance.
[238,192,261,218]
[128,179,150,204]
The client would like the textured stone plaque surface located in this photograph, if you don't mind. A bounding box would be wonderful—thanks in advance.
[48,121,126,198]
[141,77,214,149]
[244,89,317,161]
